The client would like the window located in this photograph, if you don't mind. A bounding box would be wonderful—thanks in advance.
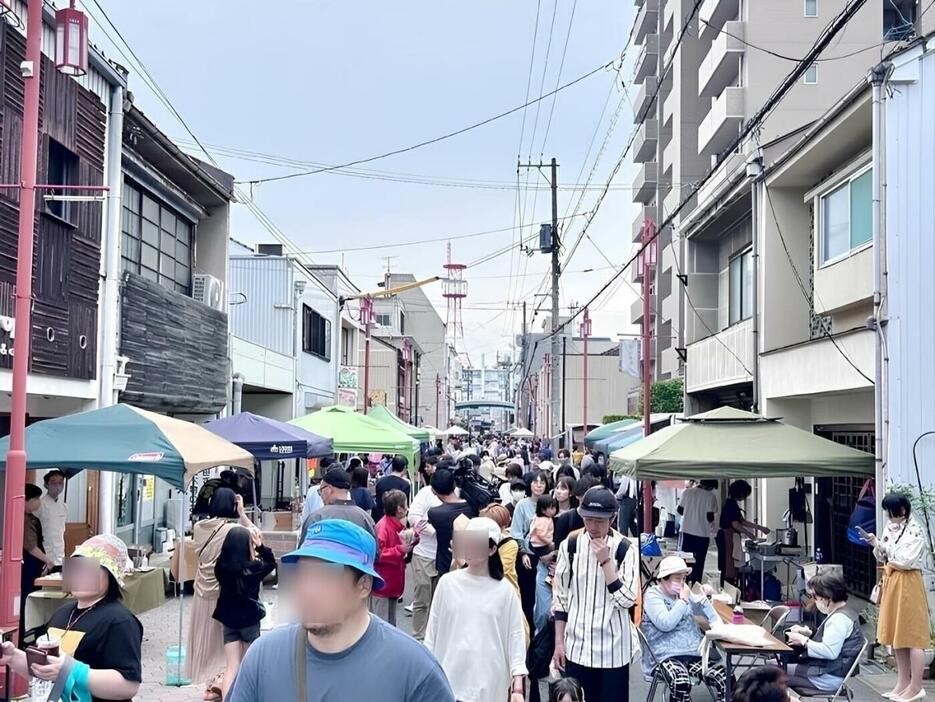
[302,305,332,360]
[120,179,194,294]
[804,0,818,16]
[115,474,135,528]
[46,139,79,223]
[820,168,872,264]
[803,64,818,84]
[728,247,753,326]
[374,313,391,327]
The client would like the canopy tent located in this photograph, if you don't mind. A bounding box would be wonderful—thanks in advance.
[509,427,534,438]
[584,418,639,448]
[440,425,469,437]
[367,404,432,443]
[0,403,254,490]
[593,423,644,456]
[290,405,420,471]
[203,412,333,460]
[609,406,874,480]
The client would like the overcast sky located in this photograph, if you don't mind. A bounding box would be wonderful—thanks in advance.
[91,0,640,366]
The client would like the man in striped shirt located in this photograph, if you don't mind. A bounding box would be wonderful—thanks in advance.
[552,486,640,702]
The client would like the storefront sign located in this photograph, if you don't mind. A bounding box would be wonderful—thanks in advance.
[338,365,358,389]
[0,315,15,356]
[337,387,357,407]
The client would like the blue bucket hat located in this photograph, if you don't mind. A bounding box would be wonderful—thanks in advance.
[282,519,385,591]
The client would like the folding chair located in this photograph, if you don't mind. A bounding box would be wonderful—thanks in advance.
[759,604,791,636]
[793,638,868,702]
[637,627,720,702]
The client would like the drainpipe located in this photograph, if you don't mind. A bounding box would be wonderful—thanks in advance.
[97,82,125,536]
[747,154,764,413]
[231,372,245,414]
[869,64,888,532]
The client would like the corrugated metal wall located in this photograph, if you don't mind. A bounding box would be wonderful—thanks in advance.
[885,46,935,488]
[228,256,293,357]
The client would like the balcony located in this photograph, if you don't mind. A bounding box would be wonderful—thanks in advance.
[661,239,677,273]
[631,294,657,326]
[633,76,658,123]
[698,86,744,156]
[661,344,683,378]
[634,119,659,163]
[635,0,659,45]
[634,34,658,85]
[699,21,744,97]
[699,0,740,39]
[632,205,658,243]
[685,318,753,393]
[661,285,679,323]
[633,162,661,204]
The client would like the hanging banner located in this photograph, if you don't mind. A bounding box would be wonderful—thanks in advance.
[619,339,640,378]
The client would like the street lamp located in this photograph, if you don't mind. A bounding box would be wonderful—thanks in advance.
[55,0,89,76]
[1,0,90,666]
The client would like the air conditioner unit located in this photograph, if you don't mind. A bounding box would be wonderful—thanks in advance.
[192,274,224,311]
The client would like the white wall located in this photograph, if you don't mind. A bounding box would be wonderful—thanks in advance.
[294,272,339,416]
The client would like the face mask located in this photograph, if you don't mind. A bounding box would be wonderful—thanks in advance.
[815,599,831,615]
[667,581,683,596]
[47,483,63,498]
[512,491,526,503]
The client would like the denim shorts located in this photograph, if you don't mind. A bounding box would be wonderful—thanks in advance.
[222,623,261,644]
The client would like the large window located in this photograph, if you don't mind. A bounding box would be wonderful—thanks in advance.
[728,247,753,326]
[302,305,332,361]
[374,313,391,327]
[121,180,194,294]
[820,168,872,264]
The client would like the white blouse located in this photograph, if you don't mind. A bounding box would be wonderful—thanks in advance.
[873,518,928,570]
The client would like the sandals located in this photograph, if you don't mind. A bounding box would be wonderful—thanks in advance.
[203,672,224,701]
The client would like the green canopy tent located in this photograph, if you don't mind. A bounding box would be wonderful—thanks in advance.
[609,406,874,480]
[368,404,431,443]
[290,405,420,477]
[584,418,639,448]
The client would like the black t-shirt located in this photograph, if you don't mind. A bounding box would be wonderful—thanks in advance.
[372,474,410,522]
[47,599,143,702]
[427,501,476,573]
[554,509,584,549]
[719,498,743,530]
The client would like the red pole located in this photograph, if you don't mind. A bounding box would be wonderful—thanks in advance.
[435,374,440,427]
[1,0,42,648]
[581,308,590,446]
[361,297,372,414]
[641,219,656,532]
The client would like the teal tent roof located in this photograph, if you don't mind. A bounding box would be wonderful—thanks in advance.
[585,418,639,448]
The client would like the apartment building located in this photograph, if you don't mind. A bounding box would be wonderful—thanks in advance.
[630,0,885,382]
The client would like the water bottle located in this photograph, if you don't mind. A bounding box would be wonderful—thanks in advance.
[815,547,824,564]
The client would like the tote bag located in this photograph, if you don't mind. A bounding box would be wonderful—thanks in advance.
[847,479,876,547]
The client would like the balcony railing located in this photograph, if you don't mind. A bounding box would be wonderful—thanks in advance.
[634,34,658,85]
[632,162,659,204]
[699,21,744,97]
[635,0,659,45]
[685,318,753,393]
[699,0,740,38]
[698,86,744,156]
[634,118,659,163]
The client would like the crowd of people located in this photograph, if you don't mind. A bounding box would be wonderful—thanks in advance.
[2,431,931,702]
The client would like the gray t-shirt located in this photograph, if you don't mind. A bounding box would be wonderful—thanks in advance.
[227,616,454,702]
[299,500,376,544]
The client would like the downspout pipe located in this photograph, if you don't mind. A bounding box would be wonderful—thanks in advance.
[747,154,764,414]
[869,63,888,533]
[98,82,126,536]
[231,372,245,414]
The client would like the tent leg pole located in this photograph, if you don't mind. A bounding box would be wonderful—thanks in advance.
[177,492,185,685]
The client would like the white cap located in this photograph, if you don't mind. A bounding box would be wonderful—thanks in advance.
[465,517,503,545]
[657,555,692,580]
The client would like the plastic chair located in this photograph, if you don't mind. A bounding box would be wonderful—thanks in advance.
[637,627,720,702]
[793,638,868,702]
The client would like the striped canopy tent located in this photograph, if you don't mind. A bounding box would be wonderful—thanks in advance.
[367,404,431,443]
[290,405,420,475]
[0,403,254,489]
[609,406,874,480]
[593,422,644,456]
[585,418,639,448]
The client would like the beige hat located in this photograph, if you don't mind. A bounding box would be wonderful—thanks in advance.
[657,555,692,580]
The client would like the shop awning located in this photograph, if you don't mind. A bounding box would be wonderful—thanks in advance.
[367,404,431,443]
[0,403,254,489]
[609,406,874,480]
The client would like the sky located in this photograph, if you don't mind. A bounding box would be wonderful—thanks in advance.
[88,0,641,368]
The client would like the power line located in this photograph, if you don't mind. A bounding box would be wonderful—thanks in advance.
[539,0,578,154]
[238,57,621,185]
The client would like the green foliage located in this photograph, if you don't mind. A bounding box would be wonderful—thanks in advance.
[602,414,638,424]
[637,379,685,414]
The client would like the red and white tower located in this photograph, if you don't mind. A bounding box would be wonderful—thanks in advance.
[442,243,467,351]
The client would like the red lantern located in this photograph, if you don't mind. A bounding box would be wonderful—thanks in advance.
[55,1,88,76]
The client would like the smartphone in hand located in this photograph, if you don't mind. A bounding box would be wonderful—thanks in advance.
[25,646,49,671]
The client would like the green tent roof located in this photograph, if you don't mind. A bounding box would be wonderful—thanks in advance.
[367,404,431,443]
[609,406,874,480]
[290,406,420,471]
[585,418,639,447]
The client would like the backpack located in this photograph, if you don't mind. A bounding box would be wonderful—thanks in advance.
[526,615,555,679]
[566,529,642,625]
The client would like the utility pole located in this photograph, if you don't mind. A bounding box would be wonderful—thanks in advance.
[580,307,592,446]
[517,157,560,448]
[435,373,440,427]
[361,297,373,414]
[640,219,657,532]
[520,300,527,428]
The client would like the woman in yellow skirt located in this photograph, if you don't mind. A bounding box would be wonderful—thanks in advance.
[866,492,930,702]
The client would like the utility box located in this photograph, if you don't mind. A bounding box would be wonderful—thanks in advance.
[539,223,554,253]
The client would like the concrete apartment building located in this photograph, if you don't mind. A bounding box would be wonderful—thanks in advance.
[630,0,886,383]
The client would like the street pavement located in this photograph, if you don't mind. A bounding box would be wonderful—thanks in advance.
[135,582,916,701]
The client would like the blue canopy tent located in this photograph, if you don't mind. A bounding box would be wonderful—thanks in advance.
[203,412,333,459]
[593,423,645,456]
[585,418,639,449]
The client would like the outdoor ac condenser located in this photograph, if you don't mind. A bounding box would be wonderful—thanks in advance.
[192,273,224,311]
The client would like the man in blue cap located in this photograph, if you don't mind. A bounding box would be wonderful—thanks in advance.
[227,519,453,702]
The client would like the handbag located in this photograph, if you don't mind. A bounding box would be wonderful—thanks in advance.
[870,580,883,605]
[847,479,876,547]
[640,532,662,557]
